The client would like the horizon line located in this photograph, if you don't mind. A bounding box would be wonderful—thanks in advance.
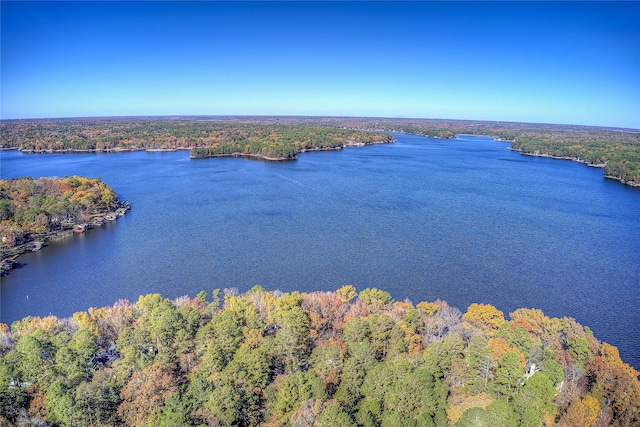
[2,114,638,132]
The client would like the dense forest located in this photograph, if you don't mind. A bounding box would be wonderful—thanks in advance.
[0,176,123,263]
[0,119,393,161]
[188,126,393,160]
[1,286,637,426]
[1,116,638,183]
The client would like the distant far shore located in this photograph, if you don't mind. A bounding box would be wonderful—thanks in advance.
[2,116,638,187]
[15,147,193,154]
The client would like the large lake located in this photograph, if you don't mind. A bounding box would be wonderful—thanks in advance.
[1,134,639,368]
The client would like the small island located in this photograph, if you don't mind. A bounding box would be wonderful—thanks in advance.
[0,176,129,273]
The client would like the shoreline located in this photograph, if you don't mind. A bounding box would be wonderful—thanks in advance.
[0,202,131,275]
[603,175,640,187]
[189,152,297,161]
[507,147,639,188]
[5,135,637,187]
[189,138,394,161]
[1,230,73,276]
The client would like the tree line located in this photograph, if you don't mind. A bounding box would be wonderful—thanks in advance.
[1,116,638,183]
[343,118,639,185]
[0,119,392,157]
[1,286,637,426]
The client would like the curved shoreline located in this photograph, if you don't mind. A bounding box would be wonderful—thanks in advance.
[386,131,638,188]
[189,138,395,161]
[0,202,131,275]
[507,147,639,188]
[6,133,637,187]
[189,151,297,161]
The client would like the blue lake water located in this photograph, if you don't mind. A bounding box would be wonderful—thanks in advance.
[1,134,639,368]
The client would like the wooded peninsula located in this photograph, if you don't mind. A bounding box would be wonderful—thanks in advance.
[0,176,127,270]
[1,286,638,426]
[1,116,638,185]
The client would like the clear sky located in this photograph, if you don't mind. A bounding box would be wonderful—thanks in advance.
[1,1,639,128]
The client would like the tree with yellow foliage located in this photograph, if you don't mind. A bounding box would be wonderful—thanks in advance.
[462,303,505,335]
[336,285,357,304]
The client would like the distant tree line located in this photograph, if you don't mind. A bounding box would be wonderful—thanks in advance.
[1,285,637,426]
[0,119,392,156]
[1,116,638,183]
[343,118,640,185]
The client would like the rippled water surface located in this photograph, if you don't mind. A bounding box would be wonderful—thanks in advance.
[1,134,639,367]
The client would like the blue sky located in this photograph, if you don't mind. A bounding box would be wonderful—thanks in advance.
[2,1,639,128]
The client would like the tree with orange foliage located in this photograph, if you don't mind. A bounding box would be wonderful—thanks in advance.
[587,345,640,426]
[488,337,526,370]
[557,395,600,427]
[117,363,178,426]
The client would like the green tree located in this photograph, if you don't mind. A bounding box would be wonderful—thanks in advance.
[15,331,54,386]
[74,369,121,427]
[359,288,393,306]
[465,335,491,394]
[136,294,184,363]
[484,398,517,427]
[334,340,377,409]
[358,361,406,424]
[205,377,242,426]
[195,290,207,304]
[456,407,491,427]
[513,373,556,426]
[343,317,370,347]
[539,358,564,388]
[383,367,447,425]
[272,293,312,373]
[225,344,272,390]
[45,381,78,426]
[155,390,194,427]
[491,351,523,400]
[423,333,465,380]
[198,308,244,372]
[0,363,28,426]
[309,343,343,390]
[317,402,356,427]
[569,337,592,367]
[368,314,394,360]
[269,371,326,426]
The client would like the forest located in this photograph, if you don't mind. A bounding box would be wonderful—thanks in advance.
[0,119,393,161]
[1,286,637,427]
[1,116,638,183]
[188,125,393,160]
[0,176,122,261]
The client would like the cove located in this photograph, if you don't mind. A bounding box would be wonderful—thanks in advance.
[1,134,639,368]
